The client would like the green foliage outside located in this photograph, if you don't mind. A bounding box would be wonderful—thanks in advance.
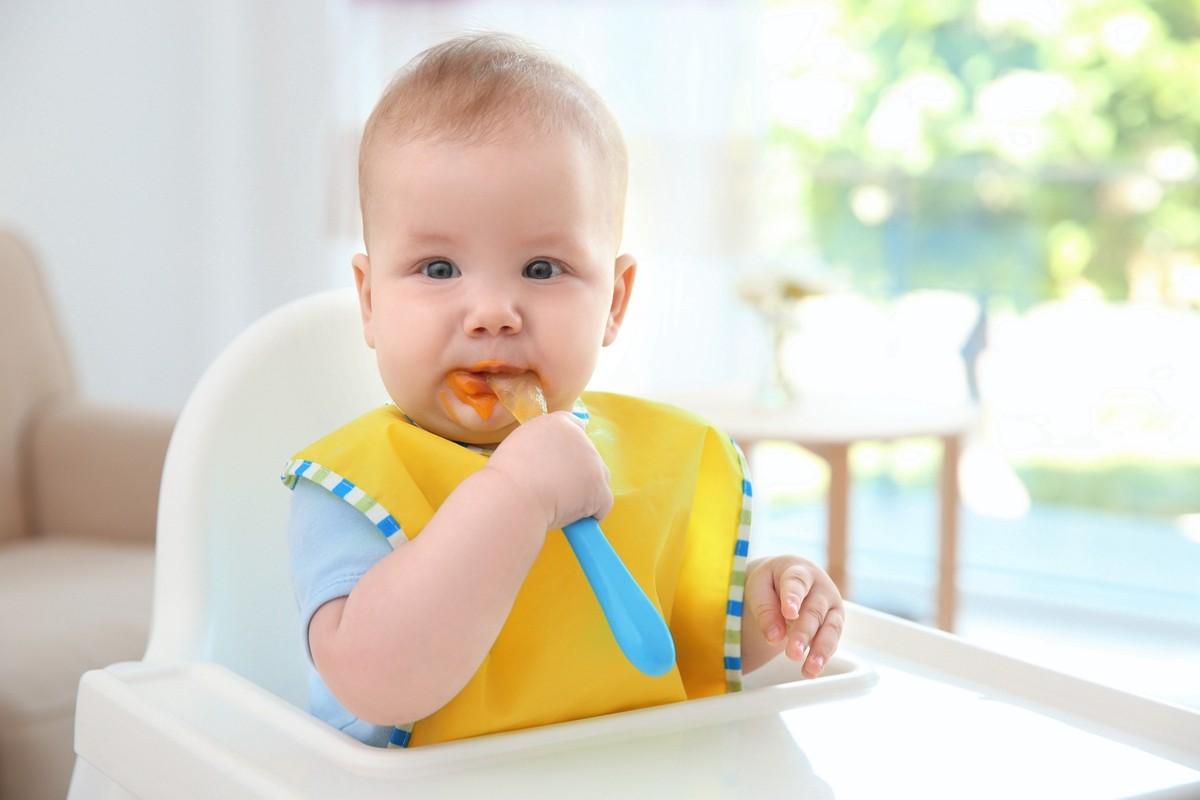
[765,1,1200,517]
[763,441,1200,518]
[768,0,1200,307]
[1016,459,1200,516]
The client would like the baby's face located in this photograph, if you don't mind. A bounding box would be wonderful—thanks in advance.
[354,126,634,444]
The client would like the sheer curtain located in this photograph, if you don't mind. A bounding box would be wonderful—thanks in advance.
[326,0,774,398]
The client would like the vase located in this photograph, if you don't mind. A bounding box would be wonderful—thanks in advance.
[759,313,797,410]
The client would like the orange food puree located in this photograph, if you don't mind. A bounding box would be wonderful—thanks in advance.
[446,370,499,420]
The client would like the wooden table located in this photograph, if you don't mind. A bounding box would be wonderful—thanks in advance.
[663,393,977,631]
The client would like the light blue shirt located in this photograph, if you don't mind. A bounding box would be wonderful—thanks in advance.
[286,477,395,746]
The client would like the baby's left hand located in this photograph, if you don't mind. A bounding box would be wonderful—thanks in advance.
[743,555,844,677]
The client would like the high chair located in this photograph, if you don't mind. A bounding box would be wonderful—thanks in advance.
[69,290,1200,799]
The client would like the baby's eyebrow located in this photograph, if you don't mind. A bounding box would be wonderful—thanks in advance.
[405,230,457,246]
[518,232,586,252]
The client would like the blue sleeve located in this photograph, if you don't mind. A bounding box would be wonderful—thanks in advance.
[286,477,396,666]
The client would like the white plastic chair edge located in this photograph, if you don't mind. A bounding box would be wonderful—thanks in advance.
[143,289,356,663]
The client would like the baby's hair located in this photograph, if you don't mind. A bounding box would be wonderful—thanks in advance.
[358,33,628,243]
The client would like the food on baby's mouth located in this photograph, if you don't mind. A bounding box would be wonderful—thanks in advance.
[446,365,545,422]
[446,371,498,420]
[484,373,547,423]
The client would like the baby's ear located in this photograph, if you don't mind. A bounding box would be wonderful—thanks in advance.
[603,254,637,347]
[351,253,376,349]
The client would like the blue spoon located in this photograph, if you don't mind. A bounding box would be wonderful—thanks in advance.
[486,373,676,676]
[562,517,676,676]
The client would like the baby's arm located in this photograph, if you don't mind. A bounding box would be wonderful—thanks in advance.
[309,411,611,725]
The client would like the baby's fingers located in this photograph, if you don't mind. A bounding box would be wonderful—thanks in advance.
[803,605,845,677]
[775,562,816,622]
[744,562,788,645]
[785,589,832,661]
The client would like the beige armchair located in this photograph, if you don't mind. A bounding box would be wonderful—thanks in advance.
[0,229,173,800]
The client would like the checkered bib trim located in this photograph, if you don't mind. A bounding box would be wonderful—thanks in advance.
[280,459,406,542]
[724,439,752,693]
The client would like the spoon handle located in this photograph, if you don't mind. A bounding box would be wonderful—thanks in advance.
[562,517,676,676]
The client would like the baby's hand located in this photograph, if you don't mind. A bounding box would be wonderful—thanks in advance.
[744,555,844,677]
[485,411,613,532]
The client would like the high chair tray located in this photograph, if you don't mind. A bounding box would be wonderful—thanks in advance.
[71,604,1200,799]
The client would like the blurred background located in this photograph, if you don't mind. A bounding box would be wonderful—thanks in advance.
[2,0,1197,719]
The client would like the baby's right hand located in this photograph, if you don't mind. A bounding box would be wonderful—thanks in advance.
[485,411,613,532]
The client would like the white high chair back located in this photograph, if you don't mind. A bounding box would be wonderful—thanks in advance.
[145,289,387,707]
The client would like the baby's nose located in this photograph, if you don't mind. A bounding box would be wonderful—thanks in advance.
[464,301,522,337]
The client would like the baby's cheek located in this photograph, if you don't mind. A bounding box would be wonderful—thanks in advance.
[376,352,425,407]
[544,369,591,411]
[553,340,601,390]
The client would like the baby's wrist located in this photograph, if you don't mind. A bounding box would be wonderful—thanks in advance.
[477,464,554,535]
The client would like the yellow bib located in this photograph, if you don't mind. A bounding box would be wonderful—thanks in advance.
[282,392,750,747]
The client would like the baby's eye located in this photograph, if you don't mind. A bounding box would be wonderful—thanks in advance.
[421,259,460,280]
[523,259,562,280]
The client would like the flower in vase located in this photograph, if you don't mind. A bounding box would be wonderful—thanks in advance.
[738,268,829,316]
[736,267,833,406]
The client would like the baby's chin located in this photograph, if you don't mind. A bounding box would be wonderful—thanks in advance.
[426,388,518,443]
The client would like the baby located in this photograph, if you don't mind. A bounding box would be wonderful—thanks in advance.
[283,33,844,749]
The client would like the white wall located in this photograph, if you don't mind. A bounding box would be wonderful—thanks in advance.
[0,0,336,413]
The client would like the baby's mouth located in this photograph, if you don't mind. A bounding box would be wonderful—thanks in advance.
[444,361,534,421]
